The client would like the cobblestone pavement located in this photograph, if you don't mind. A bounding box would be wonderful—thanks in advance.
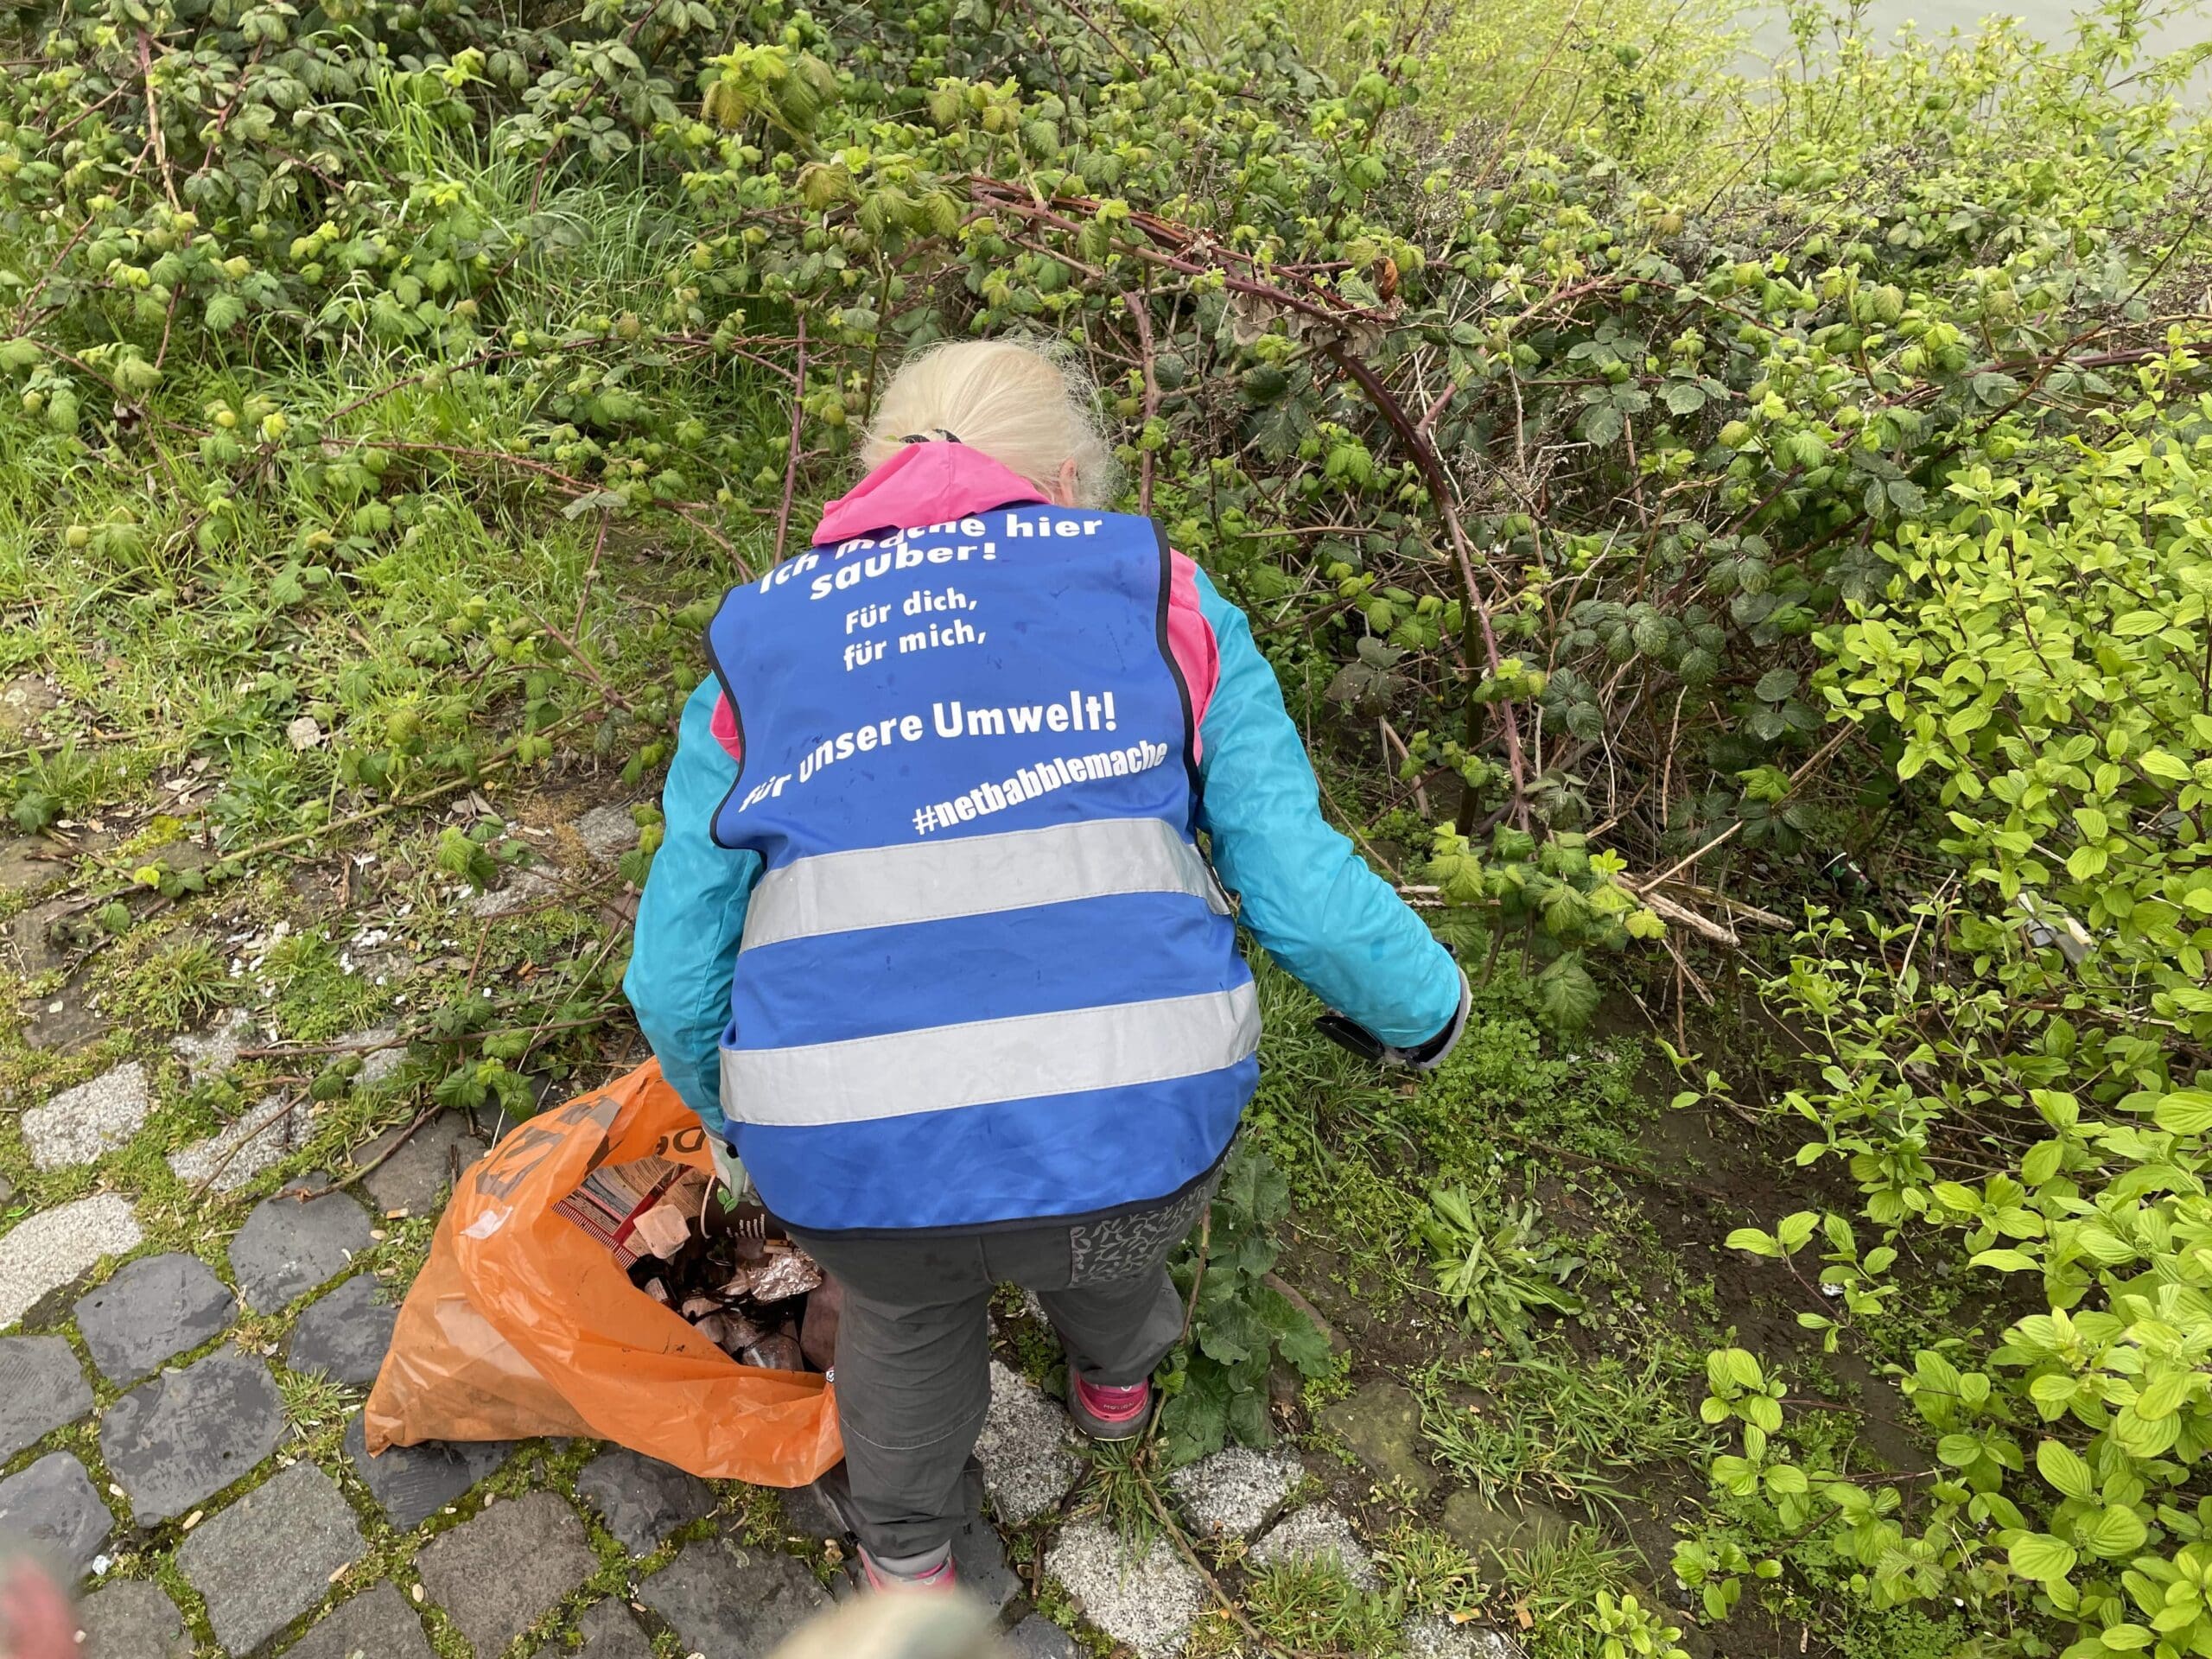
[0,813,1529,1658]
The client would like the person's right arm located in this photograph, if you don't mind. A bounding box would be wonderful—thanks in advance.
[1191,568,1467,1058]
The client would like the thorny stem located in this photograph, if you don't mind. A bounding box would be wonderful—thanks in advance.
[1320,340,1533,833]
[1636,722,1856,894]
[1179,1205,1212,1344]
[137,34,181,210]
[1122,289,1161,517]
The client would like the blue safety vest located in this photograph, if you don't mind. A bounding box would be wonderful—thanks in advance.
[703,505,1258,1233]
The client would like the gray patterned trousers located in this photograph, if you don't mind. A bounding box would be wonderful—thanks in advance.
[789,1167,1220,1560]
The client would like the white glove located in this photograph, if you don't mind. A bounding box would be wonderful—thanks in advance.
[709,1135,750,1203]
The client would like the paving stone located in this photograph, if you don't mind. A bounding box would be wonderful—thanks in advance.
[780,1475,848,1540]
[283,1583,435,1659]
[576,1598,656,1657]
[336,1027,406,1088]
[74,1579,190,1659]
[7,898,77,977]
[1320,1378,1436,1500]
[638,1535,830,1656]
[101,1348,285,1523]
[167,1093,308,1193]
[0,1336,92,1459]
[172,1010,254,1084]
[21,1062,149,1170]
[1007,1614,1081,1659]
[1169,1446,1304,1541]
[575,1446,713,1555]
[0,1169,12,1205]
[468,867,561,918]
[1405,1614,1526,1658]
[342,1417,511,1529]
[0,1453,110,1580]
[285,1274,397,1388]
[1251,1505,1378,1591]
[415,1491,598,1655]
[1046,1518,1203,1658]
[73,1253,233,1384]
[1440,1488,1574,1560]
[177,1460,366,1655]
[951,1505,1019,1614]
[354,1113,480,1217]
[228,1182,372,1313]
[0,674,59,735]
[0,1193,142,1329]
[974,1359,1080,1523]
[574,804,640,860]
[0,839,60,897]
[24,994,101,1053]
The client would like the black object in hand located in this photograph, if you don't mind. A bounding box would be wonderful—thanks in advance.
[1313,1012,1387,1062]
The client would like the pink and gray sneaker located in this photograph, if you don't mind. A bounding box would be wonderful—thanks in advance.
[856,1544,957,1592]
[1069,1375,1152,1440]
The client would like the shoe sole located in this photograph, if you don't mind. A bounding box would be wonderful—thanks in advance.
[1070,1397,1151,1441]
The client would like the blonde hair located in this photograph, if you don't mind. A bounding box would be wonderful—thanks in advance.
[861,339,1119,508]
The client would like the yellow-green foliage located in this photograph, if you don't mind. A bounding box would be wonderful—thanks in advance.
[1700,327,2212,1659]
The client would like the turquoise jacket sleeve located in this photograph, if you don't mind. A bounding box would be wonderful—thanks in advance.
[622,675,760,1136]
[1192,569,1463,1048]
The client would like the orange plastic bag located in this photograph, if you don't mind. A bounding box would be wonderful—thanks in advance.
[363,1060,843,1486]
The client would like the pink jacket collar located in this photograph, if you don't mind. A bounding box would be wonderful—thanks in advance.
[814,444,1046,543]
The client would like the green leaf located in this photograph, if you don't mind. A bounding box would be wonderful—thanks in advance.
[1226,1383,1272,1447]
[1971,370,2022,405]
[1726,1227,1781,1257]
[1970,1248,2039,1272]
[2008,1533,2079,1584]
[2067,843,2109,880]
[1937,1432,1985,1466]
[1718,1348,1764,1389]
[205,292,247,332]
[1196,1296,1262,1367]
[1764,1463,1810,1495]
[1776,1211,1819,1251]
[2082,1504,2150,1559]
[1157,1378,1229,1466]
[1662,381,1707,415]
[2135,1369,2193,1421]
[2153,1090,2212,1135]
[1258,1287,1332,1376]
[2036,1440,2094,1500]
[1533,952,1601,1032]
[1754,667,1797,702]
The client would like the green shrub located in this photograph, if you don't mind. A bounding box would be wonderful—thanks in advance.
[1704,361,2212,1653]
[10,0,2212,1580]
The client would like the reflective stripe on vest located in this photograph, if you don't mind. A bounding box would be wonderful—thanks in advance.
[719,980,1260,1127]
[740,816,1230,950]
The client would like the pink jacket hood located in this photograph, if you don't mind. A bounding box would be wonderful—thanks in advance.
[813,442,1045,543]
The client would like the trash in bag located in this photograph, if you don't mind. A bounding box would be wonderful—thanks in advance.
[362,1060,843,1486]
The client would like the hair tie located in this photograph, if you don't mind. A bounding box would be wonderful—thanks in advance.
[899,429,963,444]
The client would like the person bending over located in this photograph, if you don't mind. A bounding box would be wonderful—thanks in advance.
[626,337,1465,1589]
